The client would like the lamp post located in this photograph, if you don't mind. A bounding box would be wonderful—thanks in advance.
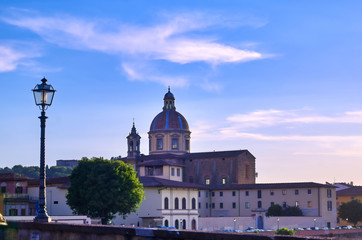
[32,77,55,223]
[277,218,280,230]
[233,218,236,231]
[313,218,316,229]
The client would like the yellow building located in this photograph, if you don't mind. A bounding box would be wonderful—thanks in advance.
[336,186,362,226]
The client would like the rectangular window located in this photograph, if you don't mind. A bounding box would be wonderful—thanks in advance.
[308,189,312,194]
[198,191,201,197]
[222,177,226,184]
[308,201,312,207]
[54,201,58,204]
[220,203,224,209]
[282,202,287,208]
[198,202,201,209]
[232,191,236,197]
[172,138,178,149]
[270,190,274,196]
[258,201,262,208]
[245,202,250,209]
[176,168,180,177]
[206,203,209,209]
[185,139,190,151]
[206,191,209,198]
[295,201,299,207]
[219,191,223,197]
[171,168,175,176]
[205,178,210,185]
[258,190,262,199]
[146,166,163,176]
[212,192,215,197]
[295,189,299,195]
[245,191,249,196]
[157,139,163,150]
[232,202,236,208]
[327,201,332,211]
[327,189,332,198]
[212,203,215,209]
[282,190,287,195]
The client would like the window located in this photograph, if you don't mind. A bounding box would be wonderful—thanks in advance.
[157,139,163,150]
[198,191,201,197]
[15,182,23,194]
[206,203,209,209]
[164,197,169,209]
[205,178,210,185]
[129,141,133,152]
[282,190,286,195]
[220,203,224,209]
[164,220,169,227]
[211,192,215,197]
[146,166,163,176]
[245,191,249,196]
[258,190,262,199]
[185,139,190,151]
[212,203,215,209]
[308,201,312,207]
[258,201,262,208]
[222,177,226,185]
[176,168,180,177]
[271,202,274,206]
[54,201,58,204]
[182,198,186,209]
[295,201,299,207]
[175,220,179,229]
[295,189,299,195]
[198,202,201,209]
[308,189,312,194]
[219,192,223,197]
[205,191,209,198]
[270,190,274,196]
[1,182,6,193]
[327,189,332,198]
[172,138,178,149]
[232,202,236,209]
[245,202,250,209]
[282,202,287,208]
[192,198,196,209]
[327,201,332,211]
[232,191,236,197]
[175,198,179,209]
[171,168,175,176]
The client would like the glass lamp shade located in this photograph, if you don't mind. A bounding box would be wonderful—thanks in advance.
[32,77,55,107]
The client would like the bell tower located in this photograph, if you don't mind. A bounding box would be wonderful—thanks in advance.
[127,121,141,159]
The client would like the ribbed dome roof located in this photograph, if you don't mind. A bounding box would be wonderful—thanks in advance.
[149,87,189,132]
[150,110,189,131]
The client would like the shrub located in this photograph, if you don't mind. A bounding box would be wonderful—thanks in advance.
[275,227,295,235]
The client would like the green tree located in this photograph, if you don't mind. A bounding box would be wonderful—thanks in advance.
[66,157,144,224]
[282,206,303,216]
[275,227,295,235]
[266,204,283,217]
[338,199,362,226]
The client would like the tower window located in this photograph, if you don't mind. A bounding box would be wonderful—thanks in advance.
[172,138,178,149]
[157,139,163,150]
[129,141,133,152]
[205,177,210,185]
[185,139,190,151]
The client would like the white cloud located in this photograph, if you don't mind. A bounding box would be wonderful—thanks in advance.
[0,45,30,72]
[2,12,265,65]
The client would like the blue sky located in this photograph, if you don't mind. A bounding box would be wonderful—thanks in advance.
[1,1,362,185]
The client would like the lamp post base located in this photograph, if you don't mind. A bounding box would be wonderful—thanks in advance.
[34,215,51,223]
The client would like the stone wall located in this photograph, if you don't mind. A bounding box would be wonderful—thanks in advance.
[0,221,334,240]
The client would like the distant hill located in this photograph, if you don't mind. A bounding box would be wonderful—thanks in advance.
[0,165,72,179]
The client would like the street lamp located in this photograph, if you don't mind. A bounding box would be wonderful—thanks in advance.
[32,77,55,223]
[277,218,280,230]
[313,218,316,229]
[233,218,237,231]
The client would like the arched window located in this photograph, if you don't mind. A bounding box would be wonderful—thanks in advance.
[192,198,196,209]
[129,141,133,152]
[15,182,22,194]
[164,219,169,227]
[164,197,169,209]
[182,219,186,229]
[174,198,179,209]
[191,219,197,230]
[175,219,179,229]
[182,197,186,209]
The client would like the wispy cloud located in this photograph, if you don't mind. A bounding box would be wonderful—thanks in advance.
[2,10,265,65]
[122,62,189,87]
[0,44,38,72]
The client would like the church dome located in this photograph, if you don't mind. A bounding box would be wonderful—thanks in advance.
[150,87,189,131]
